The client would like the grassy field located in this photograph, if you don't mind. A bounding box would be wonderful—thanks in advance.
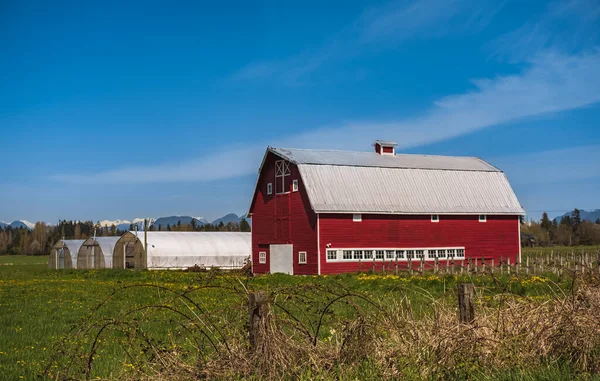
[0,254,599,380]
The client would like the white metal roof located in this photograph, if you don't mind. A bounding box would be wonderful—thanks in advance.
[82,237,119,268]
[55,240,85,268]
[262,147,524,215]
[125,231,251,269]
[269,147,499,172]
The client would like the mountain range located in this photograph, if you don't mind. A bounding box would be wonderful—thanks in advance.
[0,220,36,230]
[1,214,249,231]
[554,209,600,223]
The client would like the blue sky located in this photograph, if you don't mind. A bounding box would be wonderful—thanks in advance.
[1,0,599,223]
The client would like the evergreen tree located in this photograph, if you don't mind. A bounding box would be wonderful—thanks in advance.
[166,224,171,231]
[239,218,251,232]
[572,208,582,232]
[540,212,552,231]
[596,218,600,225]
[191,219,197,231]
[560,215,572,227]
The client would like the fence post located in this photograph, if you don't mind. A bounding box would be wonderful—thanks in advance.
[458,283,475,324]
[249,291,268,351]
[507,257,511,275]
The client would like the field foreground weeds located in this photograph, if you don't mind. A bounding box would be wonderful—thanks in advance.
[1,255,600,380]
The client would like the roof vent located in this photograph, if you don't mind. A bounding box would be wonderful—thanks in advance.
[373,140,397,155]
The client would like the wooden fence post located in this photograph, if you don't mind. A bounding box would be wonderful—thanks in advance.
[249,291,268,351]
[458,283,475,324]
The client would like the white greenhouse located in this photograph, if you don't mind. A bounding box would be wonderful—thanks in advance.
[49,239,85,269]
[77,237,120,269]
[112,231,251,270]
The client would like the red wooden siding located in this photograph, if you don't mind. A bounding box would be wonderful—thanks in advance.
[374,143,381,153]
[382,146,394,154]
[250,152,318,275]
[318,214,520,275]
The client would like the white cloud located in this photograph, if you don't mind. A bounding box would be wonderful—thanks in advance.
[52,49,600,184]
[489,0,600,61]
[232,0,500,84]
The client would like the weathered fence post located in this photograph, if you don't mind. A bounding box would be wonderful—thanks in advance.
[507,257,511,275]
[249,291,268,351]
[458,283,475,324]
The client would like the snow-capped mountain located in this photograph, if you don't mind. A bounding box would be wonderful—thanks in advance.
[9,220,36,230]
[96,218,156,231]
[153,216,206,229]
[0,221,9,229]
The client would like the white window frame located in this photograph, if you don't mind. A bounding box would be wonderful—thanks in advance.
[323,246,466,262]
[298,251,307,264]
[479,215,487,223]
[326,250,338,261]
[259,251,266,264]
[431,215,439,223]
[267,183,272,195]
[275,160,291,194]
[353,214,362,222]
[292,179,298,192]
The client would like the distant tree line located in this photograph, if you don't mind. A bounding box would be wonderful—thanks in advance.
[521,208,600,247]
[0,218,251,256]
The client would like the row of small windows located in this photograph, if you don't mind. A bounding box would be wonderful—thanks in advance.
[431,215,487,222]
[258,251,307,265]
[353,215,487,223]
[327,248,465,262]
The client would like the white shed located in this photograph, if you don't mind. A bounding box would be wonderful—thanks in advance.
[77,237,120,269]
[49,240,85,269]
[113,231,251,270]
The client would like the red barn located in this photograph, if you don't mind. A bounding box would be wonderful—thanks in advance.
[248,140,524,275]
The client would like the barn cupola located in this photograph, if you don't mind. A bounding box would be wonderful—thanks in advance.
[373,140,398,155]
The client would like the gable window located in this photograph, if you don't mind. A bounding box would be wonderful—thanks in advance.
[267,183,272,195]
[292,179,298,192]
[431,215,439,223]
[479,215,487,223]
[327,250,338,261]
[298,251,307,264]
[353,214,362,222]
[275,160,291,194]
[259,251,266,264]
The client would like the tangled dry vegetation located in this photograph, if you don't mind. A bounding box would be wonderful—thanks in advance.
[47,271,600,380]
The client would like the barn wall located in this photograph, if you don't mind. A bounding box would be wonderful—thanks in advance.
[382,146,394,154]
[250,152,318,274]
[319,214,520,274]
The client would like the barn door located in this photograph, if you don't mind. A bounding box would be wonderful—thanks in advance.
[269,244,293,274]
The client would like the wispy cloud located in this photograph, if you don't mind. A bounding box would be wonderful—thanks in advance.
[488,0,600,62]
[52,49,600,185]
[232,0,501,85]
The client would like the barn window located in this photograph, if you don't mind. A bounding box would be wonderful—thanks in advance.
[275,160,291,194]
[406,250,415,259]
[437,249,446,259]
[431,215,439,222]
[375,250,385,259]
[479,215,487,222]
[447,249,456,258]
[353,214,362,222]
[259,251,266,264]
[415,250,425,259]
[292,179,298,192]
[428,249,437,259]
[395,250,405,259]
[385,250,395,259]
[298,251,307,264]
[353,250,363,260]
[456,249,465,258]
[327,250,338,261]
[343,250,353,260]
[267,183,272,195]
[364,250,373,259]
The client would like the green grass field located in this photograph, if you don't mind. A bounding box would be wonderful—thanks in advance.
[0,254,597,380]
